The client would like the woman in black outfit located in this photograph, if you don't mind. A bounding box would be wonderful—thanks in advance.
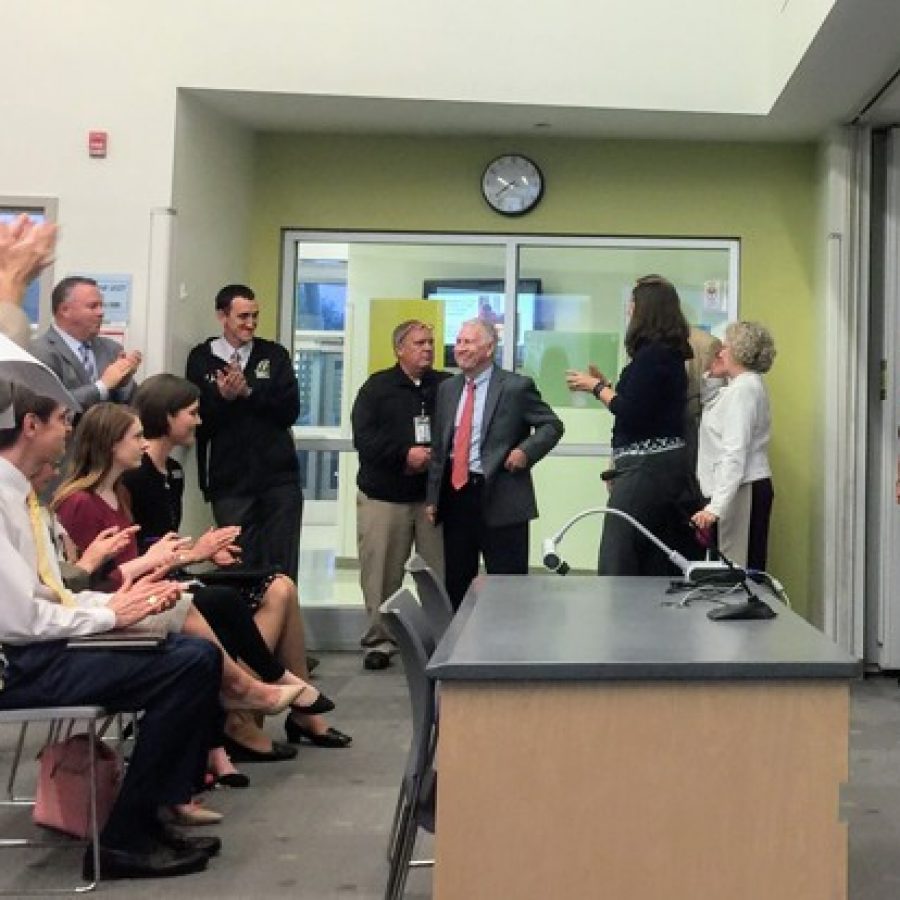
[566,275,697,575]
[127,375,351,753]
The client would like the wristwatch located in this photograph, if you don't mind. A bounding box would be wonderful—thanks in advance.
[592,379,610,399]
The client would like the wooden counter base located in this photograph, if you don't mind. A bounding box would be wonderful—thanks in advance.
[434,680,848,900]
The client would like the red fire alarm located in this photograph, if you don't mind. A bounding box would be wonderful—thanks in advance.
[88,131,108,158]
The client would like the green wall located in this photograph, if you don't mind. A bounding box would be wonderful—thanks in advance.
[249,134,819,618]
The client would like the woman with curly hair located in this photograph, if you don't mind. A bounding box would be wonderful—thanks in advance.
[566,275,696,574]
[691,321,776,570]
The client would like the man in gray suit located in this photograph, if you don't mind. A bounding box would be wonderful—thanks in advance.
[426,318,563,609]
[30,276,141,410]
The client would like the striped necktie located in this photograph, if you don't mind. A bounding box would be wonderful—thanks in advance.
[26,491,77,607]
[79,342,97,380]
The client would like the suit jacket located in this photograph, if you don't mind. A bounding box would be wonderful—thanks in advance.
[427,366,563,528]
[30,327,136,409]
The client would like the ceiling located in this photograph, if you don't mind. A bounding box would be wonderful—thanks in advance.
[188,0,900,142]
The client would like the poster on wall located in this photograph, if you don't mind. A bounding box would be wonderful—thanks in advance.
[78,273,132,325]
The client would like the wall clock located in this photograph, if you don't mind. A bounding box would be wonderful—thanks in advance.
[481,154,544,216]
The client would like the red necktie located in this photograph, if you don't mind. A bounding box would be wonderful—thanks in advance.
[451,379,476,490]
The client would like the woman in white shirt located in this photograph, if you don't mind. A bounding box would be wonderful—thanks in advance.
[691,321,776,569]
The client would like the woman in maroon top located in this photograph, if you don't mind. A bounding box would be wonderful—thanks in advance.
[55,402,348,758]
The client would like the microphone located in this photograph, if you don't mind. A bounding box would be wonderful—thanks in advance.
[542,508,775,619]
[542,507,691,577]
[541,538,570,575]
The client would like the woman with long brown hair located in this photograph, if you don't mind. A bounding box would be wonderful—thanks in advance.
[566,275,697,574]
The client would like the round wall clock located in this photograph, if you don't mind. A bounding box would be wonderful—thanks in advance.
[481,154,544,216]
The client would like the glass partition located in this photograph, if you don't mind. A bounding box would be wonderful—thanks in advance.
[281,233,738,599]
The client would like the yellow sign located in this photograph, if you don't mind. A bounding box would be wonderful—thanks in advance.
[368,299,445,374]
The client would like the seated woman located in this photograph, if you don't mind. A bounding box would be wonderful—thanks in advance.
[128,376,350,749]
[691,321,777,570]
[56,398,349,755]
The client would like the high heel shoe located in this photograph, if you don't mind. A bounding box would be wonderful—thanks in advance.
[291,685,335,715]
[285,716,352,748]
[221,683,304,715]
[160,802,224,826]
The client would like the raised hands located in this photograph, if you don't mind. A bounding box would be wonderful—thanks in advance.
[0,214,58,302]
[108,570,181,627]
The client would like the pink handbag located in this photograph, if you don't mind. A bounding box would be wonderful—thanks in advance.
[33,734,122,839]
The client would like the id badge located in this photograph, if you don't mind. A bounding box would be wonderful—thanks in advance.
[414,414,431,446]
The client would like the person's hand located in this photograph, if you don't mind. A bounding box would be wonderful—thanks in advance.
[0,215,58,302]
[405,445,431,474]
[504,447,528,472]
[144,532,192,571]
[215,365,249,400]
[108,571,181,627]
[78,524,140,574]
[212,542,242,567]
[425,504,437,525]
[188,526,241,563]
[691,509,718,530]
[100,352,140,389]
[566,368,603,394]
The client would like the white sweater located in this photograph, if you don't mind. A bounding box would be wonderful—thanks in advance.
[696,372,771,519]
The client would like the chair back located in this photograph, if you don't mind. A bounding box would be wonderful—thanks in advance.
[380,588,437,784]
[405,554,453,642]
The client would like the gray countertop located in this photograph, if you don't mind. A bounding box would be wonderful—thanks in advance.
[426,575,861,682]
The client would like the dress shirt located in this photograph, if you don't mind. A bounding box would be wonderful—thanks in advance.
[210,336,252,369]
[453,366,493,475]
[52,324,109,400]
[696,371,772,518]
[0,457,115,643]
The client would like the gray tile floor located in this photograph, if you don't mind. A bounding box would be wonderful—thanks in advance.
[2,658,900,898]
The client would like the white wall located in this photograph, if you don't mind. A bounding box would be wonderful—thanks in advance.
[170,92,256,540]
[0,1,832,360]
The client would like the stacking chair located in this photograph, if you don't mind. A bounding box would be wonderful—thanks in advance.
[405,554,454,642]
[0,706,107,894]
[379,588,438,900]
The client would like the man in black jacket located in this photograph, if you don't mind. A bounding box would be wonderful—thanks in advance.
[186,285,303,578]
[351,320,448,669]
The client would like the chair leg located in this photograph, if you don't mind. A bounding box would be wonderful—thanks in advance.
[81,717,100,892]
[388,809,420,900]
[386,782,409,862]
[5,724,28,801]
[385,792,416,900]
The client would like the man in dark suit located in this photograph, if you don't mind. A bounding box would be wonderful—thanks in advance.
[426,318,564,609]
[30,276,141,410]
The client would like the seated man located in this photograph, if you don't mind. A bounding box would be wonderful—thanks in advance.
[0,378,223,880]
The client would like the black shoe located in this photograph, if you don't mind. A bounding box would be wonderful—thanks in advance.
[306,655,320,674]
[285,716,352,748]
[83,842,209,880]
[156,823,222,858]
[363,649,391,670]
[215,771,250,788]
[292,691,335,715]
[222,735,298,763]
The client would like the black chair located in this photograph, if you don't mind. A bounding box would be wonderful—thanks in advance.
[379,588,437,900]
[404,554,453,642]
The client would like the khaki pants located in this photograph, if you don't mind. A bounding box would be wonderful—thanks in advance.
[356,491,444,646]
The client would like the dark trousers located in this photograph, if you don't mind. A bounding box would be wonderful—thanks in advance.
[441,475,529,610]
[598,446,700,576]
[191,584,284,682]
[213,482,304,578]
[747,477,774,571]
[0,634,221,850]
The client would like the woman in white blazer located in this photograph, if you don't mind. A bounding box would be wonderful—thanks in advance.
[691,321,776,570]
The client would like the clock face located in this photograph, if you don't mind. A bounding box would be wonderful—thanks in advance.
[481,155,544,216]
